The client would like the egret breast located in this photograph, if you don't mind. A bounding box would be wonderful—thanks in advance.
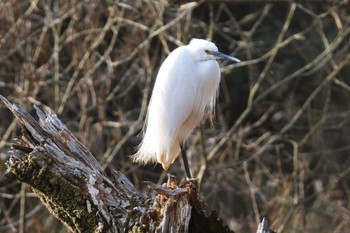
[177,59,221,141]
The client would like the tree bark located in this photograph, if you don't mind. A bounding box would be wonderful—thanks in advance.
[1,95,275,233]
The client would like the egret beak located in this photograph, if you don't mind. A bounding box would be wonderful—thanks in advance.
[211,51,241,63]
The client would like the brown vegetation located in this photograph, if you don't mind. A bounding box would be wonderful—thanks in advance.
[0,0,349,232]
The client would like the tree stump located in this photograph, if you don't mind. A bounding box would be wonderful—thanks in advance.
[1,95,275,233]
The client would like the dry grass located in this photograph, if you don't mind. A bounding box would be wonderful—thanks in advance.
[0,1,350,232]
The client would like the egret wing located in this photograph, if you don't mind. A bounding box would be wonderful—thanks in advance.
[153,47,198,138]
[146,47,198,166]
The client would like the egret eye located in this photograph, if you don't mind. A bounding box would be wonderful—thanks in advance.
[205,49,211,54]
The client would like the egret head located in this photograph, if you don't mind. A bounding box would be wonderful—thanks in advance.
[188,38,241,63]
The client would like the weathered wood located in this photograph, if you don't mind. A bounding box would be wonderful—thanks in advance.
[257,218,276,233]
[1,95,242,233]
[1,95,145,232]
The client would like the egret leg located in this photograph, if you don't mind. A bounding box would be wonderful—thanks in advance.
[180,143,192,178]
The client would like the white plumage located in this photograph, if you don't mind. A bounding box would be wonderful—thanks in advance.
[132,38,240,171]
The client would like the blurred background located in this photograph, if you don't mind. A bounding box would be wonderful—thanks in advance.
[0,0,349,232]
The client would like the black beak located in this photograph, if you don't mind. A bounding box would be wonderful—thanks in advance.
[211,51,240,63]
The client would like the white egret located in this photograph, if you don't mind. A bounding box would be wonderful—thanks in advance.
[132,38,240,178]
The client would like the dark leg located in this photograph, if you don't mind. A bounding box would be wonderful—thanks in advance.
[180,143,192,179]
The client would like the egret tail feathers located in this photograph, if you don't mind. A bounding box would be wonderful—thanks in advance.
[132,134,181,171]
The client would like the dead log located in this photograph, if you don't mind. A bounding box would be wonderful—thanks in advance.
[0,95,275,233]
[256,218,276,233]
